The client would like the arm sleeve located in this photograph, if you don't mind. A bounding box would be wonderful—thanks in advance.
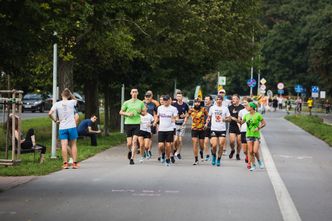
[121,102,127,111]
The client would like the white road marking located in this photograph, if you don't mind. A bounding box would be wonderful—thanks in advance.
[260,134,302,221]
[132,193,161,197]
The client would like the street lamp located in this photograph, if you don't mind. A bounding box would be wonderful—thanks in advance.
[51,31,58,159]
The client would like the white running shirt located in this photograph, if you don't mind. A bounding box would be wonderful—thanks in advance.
[140,113,154,133]
[51,100,77,130]
[238,108,249,132]
[209,104,230,131]
[157,105,178,132]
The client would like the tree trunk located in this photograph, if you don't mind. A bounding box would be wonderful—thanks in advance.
[84,79,99,120]
[103,83,110,136]
[59,59,74,94]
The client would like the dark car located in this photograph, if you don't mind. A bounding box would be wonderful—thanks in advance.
[22,93,49,113]
[73,92,85,113]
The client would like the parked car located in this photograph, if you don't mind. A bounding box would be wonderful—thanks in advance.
[22,93,49,113]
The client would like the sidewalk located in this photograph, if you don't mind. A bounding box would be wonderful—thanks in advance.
[0,176,35,192]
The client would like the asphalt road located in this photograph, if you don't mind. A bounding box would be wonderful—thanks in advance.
[0,111,332,221]
[0,112,48,123]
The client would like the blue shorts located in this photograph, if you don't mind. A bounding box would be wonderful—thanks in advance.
[246,137,260,142]
[59,128,78,140]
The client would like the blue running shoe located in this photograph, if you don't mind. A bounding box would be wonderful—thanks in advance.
[216,159,221,167]
[250,164,256,172]
[205,155,210,161]
[258,160,265,169]
[212,155,216,166]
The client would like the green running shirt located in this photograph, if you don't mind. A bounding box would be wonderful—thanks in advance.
[243,112,263,138]
[121,99,145,124]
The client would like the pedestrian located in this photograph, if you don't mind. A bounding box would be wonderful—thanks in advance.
[277,95,283,109]
[217,89,231,156]
[241,102,266,171]
[324,99,330,114]
[228,94,244,160]
[138,106,154,163]
[295,96,302,114]
[272,96,278,112]
[119,88,145,165]
[172,91,189,160]
[286,96,292,114]
[238,97,251,169]
[153,95,178,166]
[307,97,313,116]
[77,114,101,146]
[185,98,208,165]
[48,88,79,169]
[205,95,231,167]
[203,95,213,161]
[144,90,160,157]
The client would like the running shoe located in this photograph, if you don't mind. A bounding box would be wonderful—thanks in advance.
[229,150,235,159]
[193,160,199,166]
[158,157,161,161]
[177,154,182,160]
[165,159,171,167]
[211,155,216,166]
[258,160,265,169]
[127,151,132,160]
[161,157,166,164]
[216,159,221,167]
[245,155,248,163]
[250,164,256,172]
[145,150,150,159]
[130,159,135,165]
[171,156,175,164]
[236,154,241,160]
[205,155,210,161]
[139,157,144,163]
[62,162,69,169]
[72,162,79,169]
[247,163,251,169]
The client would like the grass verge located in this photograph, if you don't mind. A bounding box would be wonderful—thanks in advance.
[0,117,125,176]
[285,115,332,147]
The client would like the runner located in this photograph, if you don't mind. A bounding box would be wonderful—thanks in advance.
[143,90,160,158]
[138,106,154,163]
[228,94,244,160]
[205,95,231,167]
[203,95,213,161]
[238,97,251,169]
[185,98,209,165]
[153,95,178,166]
[307,97,313,116]
[242,102,266,171]
[119,88,145,165]
[48,88,79,169]
[172,91,189,160]
[218,89,231,156]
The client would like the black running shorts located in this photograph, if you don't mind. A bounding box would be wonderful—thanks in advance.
[124,124,140,137]
[191,130,205,139]
[229,123,241,134]
[241,132,247,144]
[158,131,174,143]
[138,130,152,139]
[210,130,226,138]
[204,128,211,138]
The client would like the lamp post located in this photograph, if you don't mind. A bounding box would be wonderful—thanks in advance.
[51,31,58,159]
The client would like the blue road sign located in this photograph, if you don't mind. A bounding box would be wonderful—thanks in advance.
[311,86,319,93]
[278,89,284,94]
[247,79,257,88]
[294,84,303,93]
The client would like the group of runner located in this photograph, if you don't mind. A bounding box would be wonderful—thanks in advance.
[119,88,267,171]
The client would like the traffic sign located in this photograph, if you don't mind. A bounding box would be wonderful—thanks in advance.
[311,86,319,98]
[218,76,226,86]
[278,89,284,94]
[247,79,256,88]
[320,91,326,99]
[260,84,266,90]
[277,82,284,90]
[260,78,267,85]
[294,84,303,93]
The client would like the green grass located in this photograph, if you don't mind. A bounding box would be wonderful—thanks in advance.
[0,116,125,176]
[285,115,332,147]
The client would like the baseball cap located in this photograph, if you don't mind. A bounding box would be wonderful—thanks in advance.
[249,102,257,109]
[218,89,226,94]
[145,90,153,96]
[162,95,170,101]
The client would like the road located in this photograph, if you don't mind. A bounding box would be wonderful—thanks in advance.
[0,112,48,123]
[0,111,332,221]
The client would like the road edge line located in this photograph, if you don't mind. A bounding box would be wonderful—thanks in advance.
[260,133,302,221]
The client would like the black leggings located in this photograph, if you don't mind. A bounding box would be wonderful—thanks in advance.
[21,128,46,154]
